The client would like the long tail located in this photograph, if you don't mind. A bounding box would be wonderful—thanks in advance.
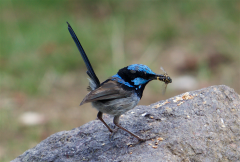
[67,22,100,88]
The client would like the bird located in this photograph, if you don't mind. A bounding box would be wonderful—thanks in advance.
[67,22,172,141]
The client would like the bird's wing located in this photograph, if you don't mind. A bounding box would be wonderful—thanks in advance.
[80,80,133,105]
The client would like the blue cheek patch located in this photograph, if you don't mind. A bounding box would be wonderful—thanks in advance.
[127,64,155,75]
[131,77,150,85]
[112,74,134,87]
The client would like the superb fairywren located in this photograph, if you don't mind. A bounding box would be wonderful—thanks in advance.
[67,22,172,141]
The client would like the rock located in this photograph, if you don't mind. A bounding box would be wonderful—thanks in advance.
[12,85,240,162]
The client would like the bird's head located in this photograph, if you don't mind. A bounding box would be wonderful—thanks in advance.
[113,64,172,88]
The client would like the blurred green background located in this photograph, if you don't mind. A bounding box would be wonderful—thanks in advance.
[0,1,240,161]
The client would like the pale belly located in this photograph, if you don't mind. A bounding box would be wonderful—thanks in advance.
[92,93,140,116]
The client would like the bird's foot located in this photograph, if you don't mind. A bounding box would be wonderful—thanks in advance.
[141,135,158,141]
[108,128,120,141]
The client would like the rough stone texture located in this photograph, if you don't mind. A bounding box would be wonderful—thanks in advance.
[12,85,240,162]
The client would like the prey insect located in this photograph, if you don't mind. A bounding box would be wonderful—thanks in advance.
[160,67,171,95]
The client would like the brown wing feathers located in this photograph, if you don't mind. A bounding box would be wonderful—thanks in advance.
[80,80,132,105]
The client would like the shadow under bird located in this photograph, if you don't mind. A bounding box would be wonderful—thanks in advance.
[67,22,172,141]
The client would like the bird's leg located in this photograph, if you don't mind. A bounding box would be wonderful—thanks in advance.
[97,111,114,133]
[113,115,146,141]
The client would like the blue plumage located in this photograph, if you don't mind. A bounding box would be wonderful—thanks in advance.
[67,22,172,141]
[131,77,150,85]
[111,74,134,87]
[127,64,155,75]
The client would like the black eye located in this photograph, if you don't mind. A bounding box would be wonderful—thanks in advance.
[130,70,136,73]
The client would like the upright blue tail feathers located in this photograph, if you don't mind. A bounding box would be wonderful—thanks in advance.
[67,22,100,88]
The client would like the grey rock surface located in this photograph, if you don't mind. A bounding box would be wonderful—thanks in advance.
[12,85,240,162]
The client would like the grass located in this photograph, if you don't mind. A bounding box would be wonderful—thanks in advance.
[0,1,240,161]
